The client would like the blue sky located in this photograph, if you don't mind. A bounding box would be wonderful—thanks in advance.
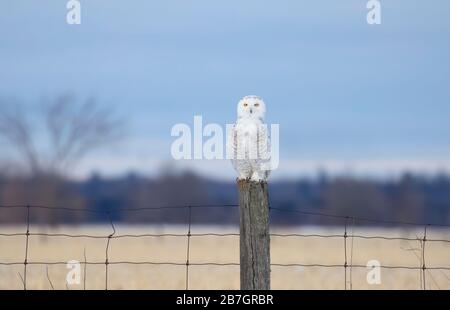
[1,1,450,179]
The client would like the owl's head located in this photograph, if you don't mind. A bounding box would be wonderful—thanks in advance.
[237,95,266,121]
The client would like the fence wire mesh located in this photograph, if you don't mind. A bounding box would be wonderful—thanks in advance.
[0,204,449,290]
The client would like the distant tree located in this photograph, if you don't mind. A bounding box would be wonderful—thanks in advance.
[0,98,40,175]
[0,95,125,223]
[0,94,125,177]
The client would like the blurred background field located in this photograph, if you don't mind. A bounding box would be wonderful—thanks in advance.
[1,225,449,290]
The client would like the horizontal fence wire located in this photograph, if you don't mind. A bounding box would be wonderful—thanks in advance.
[0,204,449,290]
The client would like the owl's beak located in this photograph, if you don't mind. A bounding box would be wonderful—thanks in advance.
[250,108,253,114]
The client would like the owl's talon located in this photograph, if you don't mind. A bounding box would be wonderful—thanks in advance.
[250,171,264,182]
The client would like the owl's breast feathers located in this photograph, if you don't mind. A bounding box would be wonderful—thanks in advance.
[236,122,259,137]
[230,119,270,161]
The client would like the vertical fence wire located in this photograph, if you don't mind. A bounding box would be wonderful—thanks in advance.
[185,206,192,290]
[23,205,30,290]
[419,236,423,290]
[105,211,116,290]
[45,265,54,290]
[349,217,355,290]
[83,247,87,290]
[343,217,348,290]
[422,225,428,290]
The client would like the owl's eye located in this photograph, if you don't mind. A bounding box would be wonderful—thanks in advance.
[254,103,260,107]
[243,103,248,107]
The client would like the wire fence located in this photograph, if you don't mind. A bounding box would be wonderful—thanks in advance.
[0,204,450,290]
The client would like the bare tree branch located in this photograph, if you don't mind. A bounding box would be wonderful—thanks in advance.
[49,97,124,173]
[0,100,40,175]
[1,95,125,176]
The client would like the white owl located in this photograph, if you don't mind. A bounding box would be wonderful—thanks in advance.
[228,95,271,182]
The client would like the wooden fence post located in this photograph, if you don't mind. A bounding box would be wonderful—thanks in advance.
[238,179,270,290]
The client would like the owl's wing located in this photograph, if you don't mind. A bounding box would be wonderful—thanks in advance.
[257,124,271,172]
[227,124,239,170]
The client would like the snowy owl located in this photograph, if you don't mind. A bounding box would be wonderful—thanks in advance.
[228,95,271,182]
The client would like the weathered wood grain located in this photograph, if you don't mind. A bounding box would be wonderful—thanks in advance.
[238,179,270,290]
